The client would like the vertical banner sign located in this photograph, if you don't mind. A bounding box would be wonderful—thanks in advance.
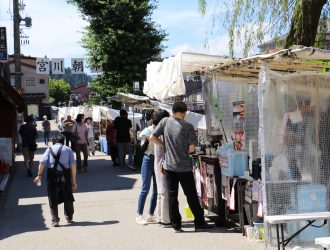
[36,58,50,74]
[71,58,84,74]
[0,27,8,61]
[51,58,64,74]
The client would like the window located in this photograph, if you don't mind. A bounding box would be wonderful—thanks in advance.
[39,79,45,84]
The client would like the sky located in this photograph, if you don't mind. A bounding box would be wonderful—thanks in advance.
[0,0,244,69]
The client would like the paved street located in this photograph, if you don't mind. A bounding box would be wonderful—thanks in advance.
[0,121,265,250]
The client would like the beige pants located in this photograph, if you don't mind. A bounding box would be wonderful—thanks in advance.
[88,137,95,155]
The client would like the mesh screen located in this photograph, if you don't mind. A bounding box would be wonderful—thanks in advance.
[259,67,330,248]
[203,75,260,158]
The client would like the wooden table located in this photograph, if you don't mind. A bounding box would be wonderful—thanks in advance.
[265,212,330,250]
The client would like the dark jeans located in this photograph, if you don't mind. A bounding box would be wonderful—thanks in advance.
[49,183,74,222]
[108,145,119,165]
[63,132,74,150]
[165,170,205,229]
[43,131,50,145]
[117,142,133,168]
[76,143,88,171]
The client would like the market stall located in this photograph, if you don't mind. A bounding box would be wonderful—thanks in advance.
[200,47,330,249]
[145,47,330,248]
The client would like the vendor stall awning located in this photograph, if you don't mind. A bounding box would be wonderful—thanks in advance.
[150,100,206,130]
[144,52,235,101]
[204,46,330,83]
[113,93,150,104]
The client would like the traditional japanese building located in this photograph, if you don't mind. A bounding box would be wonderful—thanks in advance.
[8,55,50,119]
[71,82,90,104]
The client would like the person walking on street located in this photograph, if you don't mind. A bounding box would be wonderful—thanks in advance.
[58,117,65,136]
[113,110,134,171]
[72,114,89,173]
[19,115,38,177]
[63,115,76,149]
[150,102,214,233]
[85,117,96,156]
[106,120,119,167]
[136,113,157,225]
[42,115,51,146]
[33,135,77,227]
[152,110,171,227]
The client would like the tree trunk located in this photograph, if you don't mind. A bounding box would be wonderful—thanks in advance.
[285,0,327,48]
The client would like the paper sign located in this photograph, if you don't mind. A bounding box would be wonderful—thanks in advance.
[51,58,64,74]
[71,58,84,74]
[36,58,50,74]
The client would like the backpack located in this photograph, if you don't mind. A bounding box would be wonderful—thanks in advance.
[49,146,66,183]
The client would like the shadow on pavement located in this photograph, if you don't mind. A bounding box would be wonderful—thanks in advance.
[0,204,48,240]
[0,139,137,240]
[61,220,119,227]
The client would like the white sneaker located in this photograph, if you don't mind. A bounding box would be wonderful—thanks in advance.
[146,215,157,223]
[136,215,147,225]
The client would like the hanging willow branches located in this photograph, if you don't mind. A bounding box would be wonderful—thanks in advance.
[199,0,330,56]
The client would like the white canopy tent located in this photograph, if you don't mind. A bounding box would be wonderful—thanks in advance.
[58,106,142,128]
[144,52,235,101]
[150,100,206,130]
[115,93,150,104]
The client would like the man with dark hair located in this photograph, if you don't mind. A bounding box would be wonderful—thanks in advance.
[113,109,135,171]
[34,135,77,227]
[19,115,38,177]
[42,115,51,146]
[149,102,214,232]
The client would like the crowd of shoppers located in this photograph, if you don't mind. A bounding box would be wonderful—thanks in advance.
[22,102,214,232]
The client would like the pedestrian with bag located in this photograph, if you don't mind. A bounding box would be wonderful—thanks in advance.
[149,102,214,233]
[113,110,134,171]
[85,117,96,156]
[58,117,65,136]
[33,135,77,227]
[42,115,51,146]
[63,115,76,149]
[19,115,38,177]
[72,114,89,173]
[106,120,119,167]
[136,112,158,225]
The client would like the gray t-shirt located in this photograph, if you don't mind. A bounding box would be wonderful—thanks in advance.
[153,117,197,172]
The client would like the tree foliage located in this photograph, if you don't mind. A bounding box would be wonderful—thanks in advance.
[49,79,71,105]
[199,0,330,56]
[50,67,92,87]
[67,0,166,103]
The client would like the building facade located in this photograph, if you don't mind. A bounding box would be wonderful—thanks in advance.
[8,55,49,119]
[71,82,90,104]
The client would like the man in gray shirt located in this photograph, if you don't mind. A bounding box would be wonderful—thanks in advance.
[150,102,214,232]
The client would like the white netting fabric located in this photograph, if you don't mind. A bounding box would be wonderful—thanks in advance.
[259,67,330,248]
[203,75,259,156]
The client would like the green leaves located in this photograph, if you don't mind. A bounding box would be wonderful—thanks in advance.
[49,79,71,104]
[198,0,329,56]
[68,0,166,103]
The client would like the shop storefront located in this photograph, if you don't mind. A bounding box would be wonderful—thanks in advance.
[0,75,24,191]
[145,48,330,249]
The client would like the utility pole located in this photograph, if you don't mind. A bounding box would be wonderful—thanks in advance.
[13,0,22,89]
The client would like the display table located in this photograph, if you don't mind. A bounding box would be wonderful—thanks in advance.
[194,155,226,226]
[265,212,330,250]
